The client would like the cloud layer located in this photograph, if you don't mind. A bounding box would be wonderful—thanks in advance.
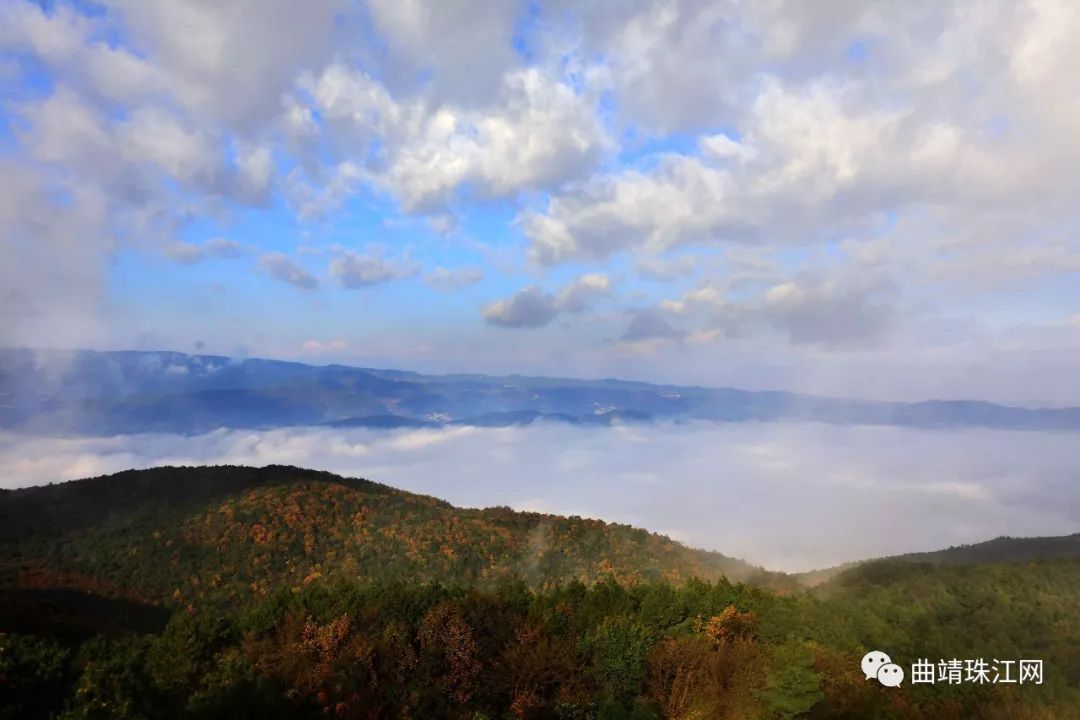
[3,422,1077,572]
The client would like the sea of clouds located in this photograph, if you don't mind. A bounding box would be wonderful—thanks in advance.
[1,421,1077,572]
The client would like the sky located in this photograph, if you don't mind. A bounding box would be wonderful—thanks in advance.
[4,0,1080,404]
[3,421,1078,572]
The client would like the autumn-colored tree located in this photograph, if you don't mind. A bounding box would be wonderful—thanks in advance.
[704,605,757,645]
[494,622,576,719]
[648,635,713,719]
[648,632,768,720]
[418,603,482,705]
[247,612,377,718]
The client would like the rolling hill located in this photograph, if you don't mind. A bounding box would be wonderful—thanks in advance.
[0,465,792,607]
[796,533,1080,586]
[2,465,1079,719]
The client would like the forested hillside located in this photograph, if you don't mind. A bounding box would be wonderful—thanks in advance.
[1,466,1077,719]
[796,533,1080,587]
[0,465,788,606]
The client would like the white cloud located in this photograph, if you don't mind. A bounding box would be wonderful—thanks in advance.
[522,155,744,264]
[523,0,1080,291]
[119,108,221,185]
[649,271,898,348]
[482,286,560,329]
[699,133,757,163]
[101,0,346,128]
[300,63,610,211]
[329,249,419,288]
[483,274,612,328]
[0,160,109,348]
[166,237,245,264]
[621,308,685,342]
[0,1,93,65]
[548,0,750,135]
[259,252,319,290]
[659,284,726,316]
[363,0,520,104]
[234,144,274,203]
[759,273,898,347]
[557,273,612,313]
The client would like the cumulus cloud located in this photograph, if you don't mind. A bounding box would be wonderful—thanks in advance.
[483,274,612,328]
[296,63,610,211]
[556,273,612,313]
[648,272,898,348]
[621,308,686,342]
[329,249,419,288]
[2,422,1077,572]
[259,252,319,290]
[101,0,346,128]
[483,287,560,329]
[760,274,898,347]
[363,0,520,104]
[547,0,752,135]
[522,1,1080,277]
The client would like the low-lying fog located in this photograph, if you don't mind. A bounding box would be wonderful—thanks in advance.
[2,421,1077,572]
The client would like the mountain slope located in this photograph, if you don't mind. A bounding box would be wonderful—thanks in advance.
[0,465,791,606]
[797,533,1080,586]
[3,466,1080,718]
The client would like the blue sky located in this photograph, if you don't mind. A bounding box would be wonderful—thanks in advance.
[4,0,1080,403]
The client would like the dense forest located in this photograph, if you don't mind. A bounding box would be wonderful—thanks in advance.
[1,466,1078,718]
[0,465,792,600]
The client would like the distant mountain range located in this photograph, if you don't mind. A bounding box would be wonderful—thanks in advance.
[4,348,1080,435]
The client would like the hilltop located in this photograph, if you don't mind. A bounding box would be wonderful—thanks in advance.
[796,533,1080,586]
[0,465,791,606]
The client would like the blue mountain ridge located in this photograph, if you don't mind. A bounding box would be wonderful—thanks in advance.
[2,348,1080,435]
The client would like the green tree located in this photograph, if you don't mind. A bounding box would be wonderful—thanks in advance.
[0,633,70,720]
[757,642,824,719]
[586,618,652,702]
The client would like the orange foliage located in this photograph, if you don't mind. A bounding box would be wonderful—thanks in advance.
[418,604,482,704]
[704,605,757,645]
